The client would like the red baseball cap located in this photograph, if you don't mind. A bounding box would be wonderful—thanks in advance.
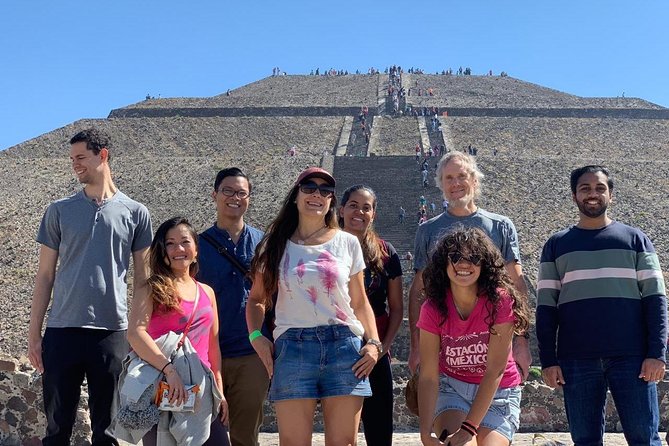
[295,167,336,187]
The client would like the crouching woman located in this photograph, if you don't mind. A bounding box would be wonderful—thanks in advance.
[418,227,529,446]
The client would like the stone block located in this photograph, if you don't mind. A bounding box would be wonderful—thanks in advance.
[12,372,31,388]
[7,396,28,412]
[21,388,38,405]
[0,357,17,372]
[24,407,39,423]
[23,437,42,446]
[5,410,18,427]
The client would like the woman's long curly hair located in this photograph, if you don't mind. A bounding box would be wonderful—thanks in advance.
[338,185,388,274]
[422,226,529,334]
[250,178,339,307]
[147,217,200,314]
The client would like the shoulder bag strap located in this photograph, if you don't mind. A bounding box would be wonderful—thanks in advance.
[200,232,250,277]
[176,282,201,351]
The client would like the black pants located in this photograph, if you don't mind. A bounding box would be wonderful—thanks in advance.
[42,327,127,446]
[361,354,394,445]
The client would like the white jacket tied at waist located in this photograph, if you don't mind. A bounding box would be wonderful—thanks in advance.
[112,331,223,445]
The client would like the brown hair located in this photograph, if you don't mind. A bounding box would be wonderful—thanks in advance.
[148,217,199,313]
[251,178,339,307]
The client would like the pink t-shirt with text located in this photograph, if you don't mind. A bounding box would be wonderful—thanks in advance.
[417,289,520,388]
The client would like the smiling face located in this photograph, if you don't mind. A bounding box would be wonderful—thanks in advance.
[213,175,250,222]
[440,159,478,210]
[296,177,334,219]
[446,250,482,290]
[164,224,198,273]
[340,189,376,236]
[69,141,107,185]
[573,171,612,220]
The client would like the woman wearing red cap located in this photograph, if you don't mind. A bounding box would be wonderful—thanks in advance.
[246,167,381,445]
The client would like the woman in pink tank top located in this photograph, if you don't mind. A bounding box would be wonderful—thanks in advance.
[127,217,230,445]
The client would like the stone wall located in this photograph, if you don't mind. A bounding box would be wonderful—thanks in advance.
[108,106,374,119]
[0,356,90,445]
[2,355,667,444]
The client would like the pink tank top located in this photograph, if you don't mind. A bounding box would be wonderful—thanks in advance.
[147,281,214,368]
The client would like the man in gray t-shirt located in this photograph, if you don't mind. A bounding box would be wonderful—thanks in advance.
[408,151,532,379]
[28,129,152,445]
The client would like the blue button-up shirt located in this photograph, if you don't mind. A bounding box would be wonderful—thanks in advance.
[196,223,265,358]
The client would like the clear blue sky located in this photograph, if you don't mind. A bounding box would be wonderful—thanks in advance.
[1,0,667,150]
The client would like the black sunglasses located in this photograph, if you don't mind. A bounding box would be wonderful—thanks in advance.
[448,252,482,266]
[299,182,335,198]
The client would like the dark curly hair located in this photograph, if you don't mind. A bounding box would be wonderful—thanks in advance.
[422,226,529,334]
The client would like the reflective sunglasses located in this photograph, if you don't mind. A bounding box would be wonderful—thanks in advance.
[448,252,482,266]
[218,188,249,199]
[299,182,335,198]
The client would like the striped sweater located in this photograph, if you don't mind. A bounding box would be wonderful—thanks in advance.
[536,221,667,368]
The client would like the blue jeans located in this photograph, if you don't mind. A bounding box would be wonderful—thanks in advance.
[559,356,661,446]
[269,325,372,401]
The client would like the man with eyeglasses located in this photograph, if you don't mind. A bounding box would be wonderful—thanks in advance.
[408,151,532,381]
[197,167,269,446]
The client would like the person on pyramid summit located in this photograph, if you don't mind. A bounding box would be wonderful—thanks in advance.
[246,167,381,445]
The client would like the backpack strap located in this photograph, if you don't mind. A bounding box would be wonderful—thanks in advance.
[200,232,250,278]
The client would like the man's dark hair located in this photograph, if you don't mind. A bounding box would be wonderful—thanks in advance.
[214,167,252,192]
[569,165,613,194]
[69,128,112,160]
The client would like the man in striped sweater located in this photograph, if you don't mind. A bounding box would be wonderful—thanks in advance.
[537,165,667,445]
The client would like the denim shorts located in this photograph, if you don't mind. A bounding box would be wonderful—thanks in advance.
[269,325,372,401]
[435,374,521,441]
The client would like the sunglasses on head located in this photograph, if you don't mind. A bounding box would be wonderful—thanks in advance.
[299,182,335,198]
[448,252,482,266]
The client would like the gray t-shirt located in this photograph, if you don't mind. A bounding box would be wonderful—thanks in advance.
[37,190,153,330]
[413,208,521,271]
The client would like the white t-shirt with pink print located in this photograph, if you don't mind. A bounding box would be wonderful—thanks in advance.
[273,230,366,340]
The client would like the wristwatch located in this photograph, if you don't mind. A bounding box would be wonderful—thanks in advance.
[366,339,383,354]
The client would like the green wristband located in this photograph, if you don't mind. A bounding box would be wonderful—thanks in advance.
[248,330,263,343]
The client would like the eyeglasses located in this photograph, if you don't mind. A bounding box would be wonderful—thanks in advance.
[448,252,482,266]
[299,182,335,198]
[218,188,249,199]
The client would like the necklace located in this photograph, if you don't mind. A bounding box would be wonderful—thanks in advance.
[453,296,478,320]
[296,225,326,245]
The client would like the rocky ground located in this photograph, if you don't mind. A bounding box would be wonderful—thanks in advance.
[374,116,423,156]
[116,432,662,445]
[446,116,669,159]
[121,74,380,110]
[256,432,660,445]
[406,73,663,109]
